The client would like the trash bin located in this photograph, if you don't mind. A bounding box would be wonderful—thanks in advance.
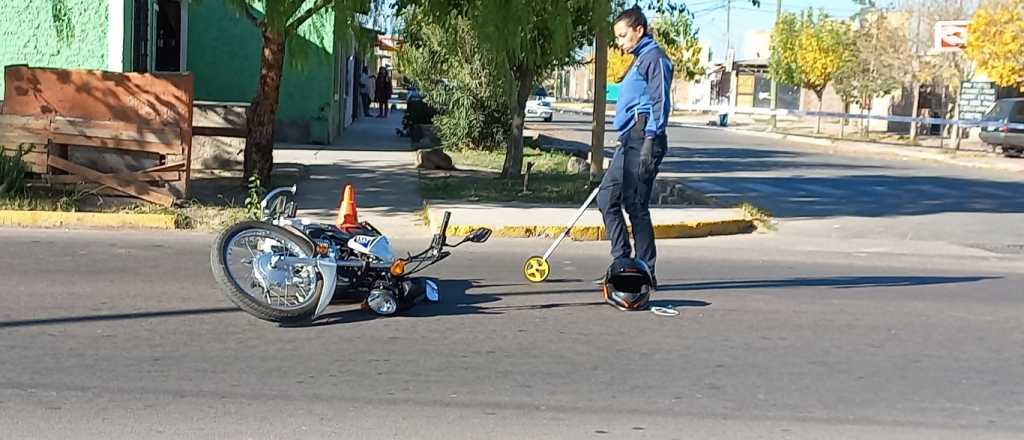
[718,113,729,127]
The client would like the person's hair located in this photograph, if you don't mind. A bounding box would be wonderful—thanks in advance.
[614,6,648,35]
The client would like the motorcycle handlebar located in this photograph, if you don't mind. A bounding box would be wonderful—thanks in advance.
[438,211,452,244]
[436,211,452,245]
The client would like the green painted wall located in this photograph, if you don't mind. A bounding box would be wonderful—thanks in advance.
[187,2,337,134]
[0,0,109,93]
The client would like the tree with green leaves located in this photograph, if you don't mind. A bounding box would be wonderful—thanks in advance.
[397,1,760,179]
[396,0,603,178]
[843,4,911,137]
[828,31,861,138]
[650,9,704,82]
[396,11,510,149]
[223,0,385,186]
[770,9,855,134]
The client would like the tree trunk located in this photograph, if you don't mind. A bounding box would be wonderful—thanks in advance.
[953,84,964,151]
[502,64,534,179]
[815,91,824,135]
[910,81,921,144]
[860,98,869,138]
[244,29,287,188]
[840,101,848,138]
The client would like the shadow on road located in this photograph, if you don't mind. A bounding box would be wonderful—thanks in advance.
[658,275,999,291]
[0,307,240,329]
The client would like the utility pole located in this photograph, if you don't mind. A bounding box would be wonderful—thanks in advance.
[590,31,608,186]
[910,6,922,143]
[725,0,732,54]
[769,0,781,131]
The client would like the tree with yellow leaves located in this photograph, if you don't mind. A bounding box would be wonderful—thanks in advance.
[771,10,855,134]
[607,48,634,83]
[966,0,1024,90]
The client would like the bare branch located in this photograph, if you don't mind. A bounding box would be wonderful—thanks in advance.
[286,0,333,33]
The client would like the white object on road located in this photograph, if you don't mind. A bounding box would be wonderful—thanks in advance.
[650,306,679,317]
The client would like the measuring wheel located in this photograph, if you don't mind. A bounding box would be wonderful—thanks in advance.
[523,256,550,283]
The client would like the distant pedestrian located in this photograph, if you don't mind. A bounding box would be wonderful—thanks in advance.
[360,66,371,117]
[375,67,393,118]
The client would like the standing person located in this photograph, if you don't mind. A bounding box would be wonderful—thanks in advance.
[597,6,673,289]
[367,68,377,115]
[359,66,371,117]
[375,67,393,118]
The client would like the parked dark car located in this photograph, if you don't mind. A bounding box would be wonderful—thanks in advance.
[979,98,1024,157]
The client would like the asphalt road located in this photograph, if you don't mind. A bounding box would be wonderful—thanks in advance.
[537,113,1024,255]
[1,228,1022,439]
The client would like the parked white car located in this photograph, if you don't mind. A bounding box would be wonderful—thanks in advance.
[525,88,554,122]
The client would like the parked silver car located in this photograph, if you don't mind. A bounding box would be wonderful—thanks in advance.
[979,98,1024,157]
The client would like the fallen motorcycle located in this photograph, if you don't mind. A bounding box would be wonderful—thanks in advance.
[210,184,491,324]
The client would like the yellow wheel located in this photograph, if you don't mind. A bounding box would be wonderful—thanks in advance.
[523,256,550,283]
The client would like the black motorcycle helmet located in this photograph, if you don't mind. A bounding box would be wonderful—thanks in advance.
[603,258,653,311]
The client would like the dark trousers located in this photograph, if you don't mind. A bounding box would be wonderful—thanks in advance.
[597,120,666,274]
[361,93,371,116]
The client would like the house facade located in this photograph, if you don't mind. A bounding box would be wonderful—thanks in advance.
[1,0,380,143]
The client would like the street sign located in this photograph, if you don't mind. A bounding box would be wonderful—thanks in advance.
[959,80,998,121]
[934,21,970,53]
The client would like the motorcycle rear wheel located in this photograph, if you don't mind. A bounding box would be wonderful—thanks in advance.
[211,221,324,323]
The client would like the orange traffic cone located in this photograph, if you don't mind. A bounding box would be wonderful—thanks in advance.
[336,183,359,230]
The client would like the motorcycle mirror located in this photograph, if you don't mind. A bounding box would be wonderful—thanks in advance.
[466,228,492,243]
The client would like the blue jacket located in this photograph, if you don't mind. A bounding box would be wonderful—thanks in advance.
[613,35,674,139]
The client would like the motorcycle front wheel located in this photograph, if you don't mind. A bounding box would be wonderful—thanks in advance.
[211,221,324,323]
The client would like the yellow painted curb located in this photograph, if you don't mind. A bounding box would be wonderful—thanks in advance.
[436,219,755,241]
[0,210,177,230]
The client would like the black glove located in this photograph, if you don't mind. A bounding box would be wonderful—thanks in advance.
[640,137,655,173]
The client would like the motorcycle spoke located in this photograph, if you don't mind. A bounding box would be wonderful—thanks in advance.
[224,227,319,311]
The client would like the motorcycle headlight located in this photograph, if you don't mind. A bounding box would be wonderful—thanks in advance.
[367,289,398,315]
[390,259,407,276]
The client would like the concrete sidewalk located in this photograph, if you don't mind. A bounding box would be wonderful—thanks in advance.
[273,112,431,238]
[554,103,1024,175]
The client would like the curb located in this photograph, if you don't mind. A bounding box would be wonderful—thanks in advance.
[0,210,177,230]
[430,216,755,241]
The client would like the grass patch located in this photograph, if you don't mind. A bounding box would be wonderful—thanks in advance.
[421,146,591,204]
[1,191,247,232]
[421,173,590,204]
[0,190,92,212]
[446,146,576,174]
[735,201,776,232]
[415,201,432,226]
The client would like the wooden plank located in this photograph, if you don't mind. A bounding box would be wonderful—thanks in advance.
[48,171,181,184]
[4,66,193,131]
[47,133,182,155]
[193,125,247,138]
[144,161,187,172]
[46,155,175,206]
[0,114,51,130]
[51,117,182,145]
[0,126,50,145]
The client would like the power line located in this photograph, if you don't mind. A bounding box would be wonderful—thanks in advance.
[691,4,726,16]
[733,5,861,16]
[685,0,726,9]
